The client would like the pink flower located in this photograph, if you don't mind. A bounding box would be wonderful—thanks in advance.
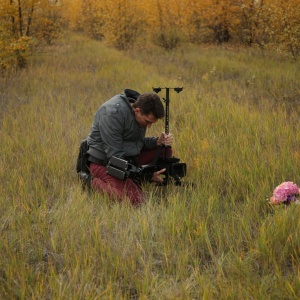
[270,181,300,205]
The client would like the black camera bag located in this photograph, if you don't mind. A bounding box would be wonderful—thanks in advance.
[76,139,91,191]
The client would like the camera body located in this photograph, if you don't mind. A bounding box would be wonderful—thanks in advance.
[107,156,156,183]
[107,155,186,186]
[156,157,187,186]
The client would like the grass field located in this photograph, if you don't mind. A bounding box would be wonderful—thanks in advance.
[0,33,300,299]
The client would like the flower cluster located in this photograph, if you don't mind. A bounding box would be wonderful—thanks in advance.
[270,181,300,205]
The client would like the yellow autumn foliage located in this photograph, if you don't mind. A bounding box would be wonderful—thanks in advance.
[1,0,300,71]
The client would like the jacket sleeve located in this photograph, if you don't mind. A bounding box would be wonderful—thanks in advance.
[143,136,158,150]
[99,112,126,159]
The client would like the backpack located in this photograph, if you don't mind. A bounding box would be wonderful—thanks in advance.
[76,139,91,191]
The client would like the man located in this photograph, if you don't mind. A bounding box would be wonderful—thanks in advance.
[87,89,174,206]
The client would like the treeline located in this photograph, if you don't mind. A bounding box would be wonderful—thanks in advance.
[1,0,300,71]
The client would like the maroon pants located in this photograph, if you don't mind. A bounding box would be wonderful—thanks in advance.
[89,148,171,206]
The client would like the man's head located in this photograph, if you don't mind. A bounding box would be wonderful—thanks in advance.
[132,92,165,128]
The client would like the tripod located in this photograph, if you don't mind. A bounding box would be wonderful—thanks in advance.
[152,87,186,186]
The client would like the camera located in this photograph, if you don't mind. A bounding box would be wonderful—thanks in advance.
[156,157,187,186]
[107,156,156,183]
[107,156,187,186]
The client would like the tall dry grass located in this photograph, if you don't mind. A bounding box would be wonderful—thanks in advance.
[0,33,299,299]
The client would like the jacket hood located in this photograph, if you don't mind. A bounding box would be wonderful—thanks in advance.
[124,89,140,103]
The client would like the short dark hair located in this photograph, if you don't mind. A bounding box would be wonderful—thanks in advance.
[132,92,165,119]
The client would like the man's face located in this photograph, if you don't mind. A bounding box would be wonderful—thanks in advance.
[133,108,158,128]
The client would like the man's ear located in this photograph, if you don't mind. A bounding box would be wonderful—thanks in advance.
[133,108,140,114]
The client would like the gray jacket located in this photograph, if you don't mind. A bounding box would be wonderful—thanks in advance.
[87,89,158,162]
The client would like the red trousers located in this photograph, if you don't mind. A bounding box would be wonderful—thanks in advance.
[89,148,171,206]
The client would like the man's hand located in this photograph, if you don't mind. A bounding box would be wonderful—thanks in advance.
[151,168,166,183]
[157,133,174,146]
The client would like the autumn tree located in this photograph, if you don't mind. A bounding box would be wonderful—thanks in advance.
[81,0,104,40]
[101,0,145,50]
[209,0,244,44]
[0,0,35,70]
[144,0,186,50]
[2,0,300,66]
[0,0,63,71]
[180,0,243,45]
[266,0,300,59]
[34,1,64,45]
[238,0,266,45]
[61,0,84,31]
[183,0,212,43]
